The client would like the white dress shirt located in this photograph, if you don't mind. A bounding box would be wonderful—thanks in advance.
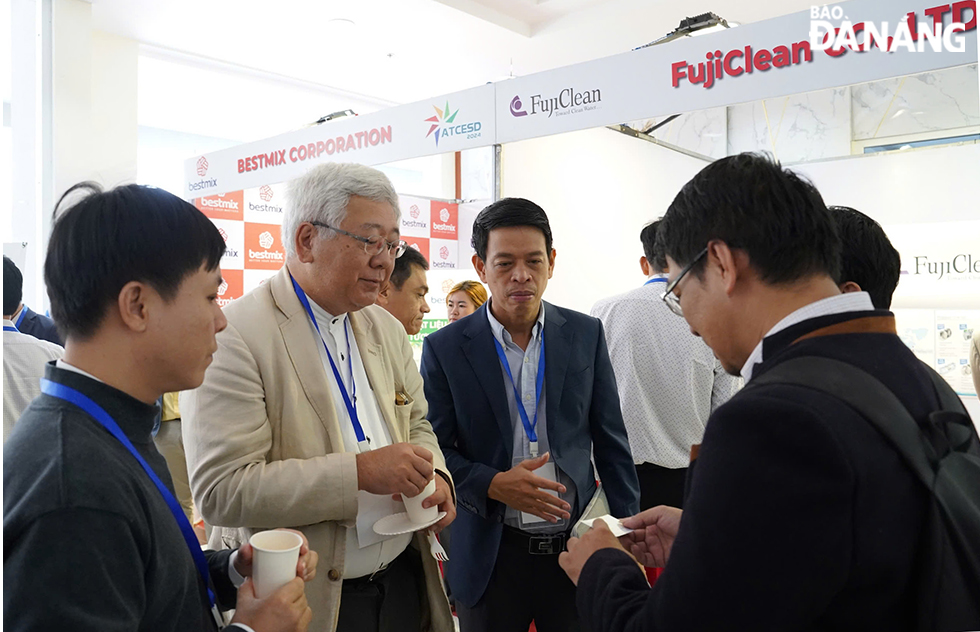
[487,301,577,533]
[4,321,64,442]
[740,291,875,383]
[305,299,412,578]
[592,279,741,469]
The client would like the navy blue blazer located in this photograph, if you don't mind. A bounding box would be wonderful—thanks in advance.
[17,306,62,346]
[421,301,640,607]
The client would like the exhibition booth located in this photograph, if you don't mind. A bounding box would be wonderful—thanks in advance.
[182,0,980,413]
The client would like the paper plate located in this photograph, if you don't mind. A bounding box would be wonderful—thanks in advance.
[373,511,447,536]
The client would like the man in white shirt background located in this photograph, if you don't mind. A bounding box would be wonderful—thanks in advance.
[3,316,63,442]
[592,220,739,510]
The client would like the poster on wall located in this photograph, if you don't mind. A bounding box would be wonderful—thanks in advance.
[194,184,287,304]
[888,220,980,308]
[894,308,980,398]
[934,311,979,397]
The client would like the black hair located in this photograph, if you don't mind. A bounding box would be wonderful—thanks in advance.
[471,197,553,261]
[390,246,429,290]
[640,221,667,272]
[830,206,900,309]
[657,152,840,284]
[3,256,23,315]
[44,182,226,340]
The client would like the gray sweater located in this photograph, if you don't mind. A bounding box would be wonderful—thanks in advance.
[3,364,241,631]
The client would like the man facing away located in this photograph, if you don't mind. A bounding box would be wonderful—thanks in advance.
[4,183,315,631]
[420,197,639,632]
[3,255,63,346]
[378,245,431,335]
[558,153,980,631]
[181,163,456,632]
[829,205,901,310]
[592,220,739,510]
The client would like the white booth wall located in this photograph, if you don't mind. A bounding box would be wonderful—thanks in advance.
[500,126,707,315]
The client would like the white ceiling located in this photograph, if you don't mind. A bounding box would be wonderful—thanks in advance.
[93,0,817,107]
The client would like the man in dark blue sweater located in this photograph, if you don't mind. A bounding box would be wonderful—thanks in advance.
[4,183,317,631]
[558,153,980,631]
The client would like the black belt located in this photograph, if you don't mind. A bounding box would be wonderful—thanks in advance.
[501,525,568,555]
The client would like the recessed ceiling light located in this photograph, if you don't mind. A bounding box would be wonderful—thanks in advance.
[327,18,356,29]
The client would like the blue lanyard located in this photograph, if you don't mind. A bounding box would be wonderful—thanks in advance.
[644,277,668,286]
[15,308,27,329]
[492,330,545,456]
[3,326,17,332]
[290,275,369,451]
[39,379,216,608]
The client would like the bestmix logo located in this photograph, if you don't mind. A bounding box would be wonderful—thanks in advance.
[809,3,974,54]
[196,191,244,221]
[509,88,602,118]
[402,203,428,231]
[441,279,455,294]
[430,203,458,240]
[439,246,450,260]
[248,184,283,214]
[217,227,239,258]
[424,101,483,146]
[245,223,285,270]
[189,156,218,192]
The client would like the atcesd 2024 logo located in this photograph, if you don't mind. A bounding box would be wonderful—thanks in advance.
[809,3,975,54]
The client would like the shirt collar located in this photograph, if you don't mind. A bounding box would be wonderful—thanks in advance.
[56,359,104,383]
[307,296,347,334]
[740,292,875,382]
[486,298,546,348]
[44,363,160,443]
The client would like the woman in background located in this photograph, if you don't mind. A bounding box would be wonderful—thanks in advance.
[446,281,487,323]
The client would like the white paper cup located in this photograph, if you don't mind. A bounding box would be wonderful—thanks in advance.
[401,478,438,525]
[249,530,303,599]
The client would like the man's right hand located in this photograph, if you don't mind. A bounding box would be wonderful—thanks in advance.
[487,452,571,522]
[231,576,312,632]
[356,443,434,496]
[619,505,683,568]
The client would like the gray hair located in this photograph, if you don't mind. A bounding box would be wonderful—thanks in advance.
[282,163,401,257]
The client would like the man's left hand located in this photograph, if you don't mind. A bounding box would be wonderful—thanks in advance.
[558,520,628,586]
[424,473,456,534]
[234,529,319,583]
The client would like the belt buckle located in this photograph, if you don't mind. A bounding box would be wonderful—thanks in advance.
[528,533,565,555]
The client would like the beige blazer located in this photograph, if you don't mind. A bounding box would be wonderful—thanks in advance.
[181,266,454,632]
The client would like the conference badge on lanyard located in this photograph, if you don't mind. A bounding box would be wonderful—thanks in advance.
[494,332,567,531]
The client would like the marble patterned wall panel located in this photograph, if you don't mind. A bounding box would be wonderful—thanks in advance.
[646,107,728,159]
[852,64,980,141]
[727,87,851,163]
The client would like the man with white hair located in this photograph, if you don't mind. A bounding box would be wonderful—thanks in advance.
[182,163,456,632]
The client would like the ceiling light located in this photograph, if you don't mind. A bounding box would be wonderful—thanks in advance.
[634,13,737,50]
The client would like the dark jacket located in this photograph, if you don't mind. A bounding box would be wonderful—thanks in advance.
[16,306,63,346]
[421,301,640,608]
[3,364,241,631]
[577,310,937,632]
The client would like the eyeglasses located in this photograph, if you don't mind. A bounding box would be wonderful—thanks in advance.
[661,247,708,317]
[311,221,407,258]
